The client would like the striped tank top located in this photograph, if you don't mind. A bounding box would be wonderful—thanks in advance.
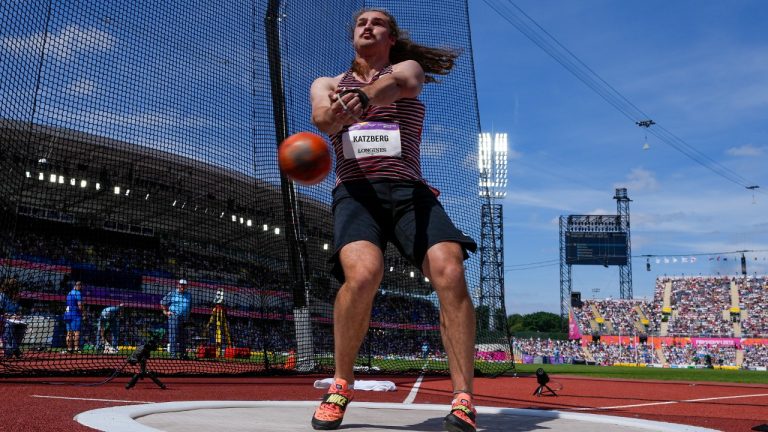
[331,65,426,184]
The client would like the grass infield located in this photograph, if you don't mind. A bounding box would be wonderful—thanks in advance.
[100,349,768,384]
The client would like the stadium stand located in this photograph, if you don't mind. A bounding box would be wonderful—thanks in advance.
[513,275,768,370]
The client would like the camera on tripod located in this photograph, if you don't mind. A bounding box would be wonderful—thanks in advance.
[126,329,166,390]
[128,329,164,365]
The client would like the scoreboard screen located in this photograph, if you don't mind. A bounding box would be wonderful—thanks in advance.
[565,232,628,265]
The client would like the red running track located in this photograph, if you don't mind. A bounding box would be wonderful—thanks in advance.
[1,373,766,431]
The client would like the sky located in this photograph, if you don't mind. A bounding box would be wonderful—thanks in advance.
[468,0,768,315]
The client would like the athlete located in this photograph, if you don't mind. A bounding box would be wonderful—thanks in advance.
[309,8,478,432]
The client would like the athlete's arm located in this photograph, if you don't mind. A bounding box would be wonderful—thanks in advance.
[311,75,357,135]
[334,60,424,119]
[363,60,424,104]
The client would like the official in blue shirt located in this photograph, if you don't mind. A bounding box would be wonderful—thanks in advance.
[1,277,24,358]
[63,281,85,354]
[160,279,192,359]
[96,304,123,353]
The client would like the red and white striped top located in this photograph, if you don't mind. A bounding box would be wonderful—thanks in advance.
[330,65,426,184]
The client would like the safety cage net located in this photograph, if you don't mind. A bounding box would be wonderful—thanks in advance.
[0,0,511,377]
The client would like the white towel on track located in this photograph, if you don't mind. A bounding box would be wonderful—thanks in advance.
[313,378,397,392]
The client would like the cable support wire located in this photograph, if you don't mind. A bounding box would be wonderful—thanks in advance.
[482,0,762,193]
[505,258,560,268]
[505,248,768,272]
[504,262,559,272]
[638,248,768,258]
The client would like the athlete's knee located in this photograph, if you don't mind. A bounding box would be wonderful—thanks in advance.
[341,258,384,292]
[423,242,465,280]
[341,267,383,297]
[428,258,466,287]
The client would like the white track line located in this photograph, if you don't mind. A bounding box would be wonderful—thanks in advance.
[32,395,154,404]
[402,373,424,404]
[572,392,768,411]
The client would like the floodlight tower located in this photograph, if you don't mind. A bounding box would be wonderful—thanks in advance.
[478,132,507,334]
[614,188,633,299]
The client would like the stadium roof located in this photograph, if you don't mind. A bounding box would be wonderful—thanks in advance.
[0,119,332,260]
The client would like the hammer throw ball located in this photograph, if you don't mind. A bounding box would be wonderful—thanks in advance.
[278,132,332,185]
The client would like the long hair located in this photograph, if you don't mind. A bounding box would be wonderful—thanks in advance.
[350,8,460,83]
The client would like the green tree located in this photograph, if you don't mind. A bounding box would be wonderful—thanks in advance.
[522,311,562,332]
[507,313,524,333]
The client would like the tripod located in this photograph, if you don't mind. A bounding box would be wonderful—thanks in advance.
[126,356,166,390]
[532,383,557,397]
[206,304,231,358]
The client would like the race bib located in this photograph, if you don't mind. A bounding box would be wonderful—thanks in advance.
[342,122,401,159]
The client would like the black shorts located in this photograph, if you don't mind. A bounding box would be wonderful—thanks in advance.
[330,179,477,283]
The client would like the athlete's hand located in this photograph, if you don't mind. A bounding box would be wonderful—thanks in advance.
[328,90,362,125]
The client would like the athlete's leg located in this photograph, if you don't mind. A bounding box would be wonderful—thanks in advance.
[422,241,475,394]
[96,320,104,350]
[73,330,81,351]
[334,240,384,384]
[167,316,179,357]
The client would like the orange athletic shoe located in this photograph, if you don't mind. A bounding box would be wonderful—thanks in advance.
[443,392,477,432]
[311,378,354,430]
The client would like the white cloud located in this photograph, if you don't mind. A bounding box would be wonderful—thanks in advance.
[727,144,764,157]
[66,78,96,96]
[2,25,116,60]
[614,167,659,192]
[586,207,611,215]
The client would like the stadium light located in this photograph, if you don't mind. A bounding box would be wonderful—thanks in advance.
[38,172,44,181]
[231,215,237,222]
[246,219,252,227]
[239,217,244,224]
[410,271,415,278]
[58,175,64,184]
[274,227,280,235]
[125,189,130,196]
[114,186,120,195]
[477,132,508,199]
[25,171,31,178]
[70,178,76,186]
[49,174,57,183]
[263,224,268,231]
[95,182,101,190]
[323,243,329,250]
[145,193,150,200]
[80,179,87,188]
[172,200,177,206]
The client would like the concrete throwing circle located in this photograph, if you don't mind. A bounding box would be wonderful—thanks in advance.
[75,400,717,432]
